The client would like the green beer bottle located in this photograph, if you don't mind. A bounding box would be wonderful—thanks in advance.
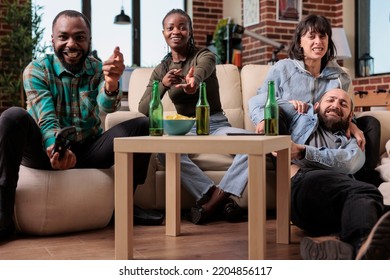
[264,80,279,135]
[196,82,210,135]
[149,80,164,136]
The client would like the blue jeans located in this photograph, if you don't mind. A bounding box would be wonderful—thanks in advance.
[158,112,251,201]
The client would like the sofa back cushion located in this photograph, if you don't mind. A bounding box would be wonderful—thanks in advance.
[215,64,243,128]
[240,64,271,131]
[127,64,244,128]
[127,67,180,116]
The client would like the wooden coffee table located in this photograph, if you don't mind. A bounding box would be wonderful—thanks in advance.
[114,135,291,260]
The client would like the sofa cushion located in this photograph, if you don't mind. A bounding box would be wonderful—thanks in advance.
[189,153,234,171]
[376,143,390,182]
[215,64,244,129]
[127,67,184,114]
[379,183,390,205]
[15,166,114,235]
[241,64,271,131]
[356,111,390,154]
[105,111,147,130]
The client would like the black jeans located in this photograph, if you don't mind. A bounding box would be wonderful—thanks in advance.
[0,107,151,215]
[354,115,382,186]
[291,168,384,244]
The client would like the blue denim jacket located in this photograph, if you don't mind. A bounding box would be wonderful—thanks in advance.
[279,100,365,175]
[248,58,351,126]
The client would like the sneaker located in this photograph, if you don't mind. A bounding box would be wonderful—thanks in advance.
[133,205,164,226]
[223,198,244,223]
[356,211,390,260]
[300,236,354,260]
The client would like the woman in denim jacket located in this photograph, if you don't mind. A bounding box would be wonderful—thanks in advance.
[249,14,381,186]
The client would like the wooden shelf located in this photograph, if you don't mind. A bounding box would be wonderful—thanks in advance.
[354,90,390,111]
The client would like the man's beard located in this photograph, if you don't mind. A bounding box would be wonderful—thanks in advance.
[55,46,91,74]
[318,109,349,133]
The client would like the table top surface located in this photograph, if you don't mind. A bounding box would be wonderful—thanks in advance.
[114,134,291,155]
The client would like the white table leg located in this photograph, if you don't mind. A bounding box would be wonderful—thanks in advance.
[115,152,133,259]
[248,154,266,260]
[165,153,181,236]
[276,147,291,244]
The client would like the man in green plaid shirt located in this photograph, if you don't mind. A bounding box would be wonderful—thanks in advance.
[0,10,163,241]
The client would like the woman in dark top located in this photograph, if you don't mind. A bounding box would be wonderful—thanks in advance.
[139,9,251,224]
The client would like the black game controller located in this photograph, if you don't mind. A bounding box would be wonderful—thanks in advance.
[51,126,76,159]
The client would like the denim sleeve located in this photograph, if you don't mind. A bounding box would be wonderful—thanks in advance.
[248,87,268,125]
[302,138,365,174]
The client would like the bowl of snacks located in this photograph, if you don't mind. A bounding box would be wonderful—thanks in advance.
[164,114,196,135]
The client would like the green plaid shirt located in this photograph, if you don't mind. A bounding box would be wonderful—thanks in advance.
[23,54,122,149]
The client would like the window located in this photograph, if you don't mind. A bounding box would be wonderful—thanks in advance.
[139,0,185,67]
[356,0,390,75]
[34,0,185,67]
[91,0,132,65]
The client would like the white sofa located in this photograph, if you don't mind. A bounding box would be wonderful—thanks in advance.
[14,64,390,235]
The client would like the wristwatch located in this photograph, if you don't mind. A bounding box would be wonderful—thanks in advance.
[104,82,120,96]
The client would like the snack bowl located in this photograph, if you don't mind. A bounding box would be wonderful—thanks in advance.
[163,119,195,135]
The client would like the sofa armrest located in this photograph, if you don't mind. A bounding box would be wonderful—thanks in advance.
[356,110,390,155]
[105,111,146,130]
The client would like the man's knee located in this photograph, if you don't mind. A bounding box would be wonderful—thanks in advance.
[357,115,380,131]
[0,107,29,133]
[1,106,28,118]
[123,116,149,136]
[109,116,149,138]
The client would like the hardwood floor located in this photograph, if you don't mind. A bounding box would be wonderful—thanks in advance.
[0,217,305,260]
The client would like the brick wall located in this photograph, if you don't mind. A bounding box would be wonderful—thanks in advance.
[241,0,344,65]
[192,0,344,66]
[192,0,223,47]
[353,75,390,94]
[1,0,385,111]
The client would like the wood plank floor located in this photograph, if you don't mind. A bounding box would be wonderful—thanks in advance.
[0,217,305,260]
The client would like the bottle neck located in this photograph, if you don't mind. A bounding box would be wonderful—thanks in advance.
[267,82,276,102]
[151,81,160,101]
[197,83,209,105]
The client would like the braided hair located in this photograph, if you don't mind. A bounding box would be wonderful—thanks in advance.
[161,9,196,62]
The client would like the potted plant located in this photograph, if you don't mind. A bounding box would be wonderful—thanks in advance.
[0,0,48,111]
[212,18,240,65]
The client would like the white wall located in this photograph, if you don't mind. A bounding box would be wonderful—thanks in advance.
[223,0,242,24]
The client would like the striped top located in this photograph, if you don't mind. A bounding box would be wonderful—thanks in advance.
[23,54,122,148]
